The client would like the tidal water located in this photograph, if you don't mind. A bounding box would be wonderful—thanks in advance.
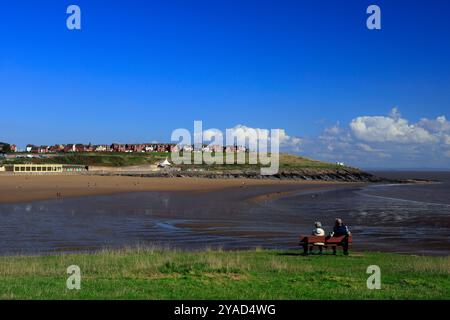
[0,172,449,255]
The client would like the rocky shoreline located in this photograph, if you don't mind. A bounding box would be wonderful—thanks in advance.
[98,168,411,183]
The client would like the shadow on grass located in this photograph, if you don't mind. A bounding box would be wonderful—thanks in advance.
[276,252,349,257]
[276,252,304,257]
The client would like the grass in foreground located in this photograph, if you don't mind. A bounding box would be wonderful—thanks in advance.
[1,248,448,300]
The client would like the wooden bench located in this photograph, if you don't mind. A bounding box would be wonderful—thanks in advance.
[299,235,352,255]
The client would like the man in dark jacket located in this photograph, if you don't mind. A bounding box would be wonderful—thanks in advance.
[330,218,351,255]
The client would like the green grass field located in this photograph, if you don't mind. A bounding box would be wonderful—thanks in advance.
[1,248,448,299]
[2,152,356,171]
[1,152,168,167]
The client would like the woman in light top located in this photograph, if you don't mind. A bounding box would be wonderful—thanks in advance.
[311,221,325,254]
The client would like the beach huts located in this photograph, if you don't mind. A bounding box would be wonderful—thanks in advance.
[10,164,88,174]
[12,164,63,173]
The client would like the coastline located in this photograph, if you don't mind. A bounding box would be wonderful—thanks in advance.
[0,174,448,256]
[0,175,354,204]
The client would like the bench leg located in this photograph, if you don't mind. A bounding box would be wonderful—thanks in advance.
[302,244,308,255]
[343,242,349,255]
[309,245,325,255]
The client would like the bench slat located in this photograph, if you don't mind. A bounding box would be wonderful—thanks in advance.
[299,235,352,245]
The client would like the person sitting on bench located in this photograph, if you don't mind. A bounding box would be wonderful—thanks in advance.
[330,218,351,255]
[310,221,325,254]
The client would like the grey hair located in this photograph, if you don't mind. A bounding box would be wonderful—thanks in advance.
[315,221,322,228]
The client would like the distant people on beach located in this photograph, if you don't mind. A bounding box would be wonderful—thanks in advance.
[330,218,351,255]
[310,221,325,254]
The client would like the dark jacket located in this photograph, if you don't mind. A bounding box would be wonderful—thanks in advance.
[333,225,350,237]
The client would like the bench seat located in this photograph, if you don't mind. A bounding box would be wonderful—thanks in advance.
[299,235,352,254]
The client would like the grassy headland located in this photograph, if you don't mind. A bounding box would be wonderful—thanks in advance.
[1,152,378,181]
[2,152,356,171]
[1,248,448,299]
[1,152,168,167]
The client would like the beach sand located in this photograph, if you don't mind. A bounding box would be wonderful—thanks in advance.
[0,175,351,204]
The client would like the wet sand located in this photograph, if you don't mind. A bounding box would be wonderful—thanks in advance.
[0,182,364,255]
[0,173,448,255]
[0,175,351,204]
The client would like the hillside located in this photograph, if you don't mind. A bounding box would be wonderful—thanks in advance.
[1,152,382,182]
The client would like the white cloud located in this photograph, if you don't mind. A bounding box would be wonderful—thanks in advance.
[279,129,302,150]
[301,108,450,168]
[389,107,402,120]
[418,116,450,133]
[323,123,342,135]
[203,125,302,151]
[444,135,450,145]
[203,128,223,141]
[357,143,376,152]
[198,110,450,168]
[350,111,437,144]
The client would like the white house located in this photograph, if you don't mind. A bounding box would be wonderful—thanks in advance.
[158,158,172,168]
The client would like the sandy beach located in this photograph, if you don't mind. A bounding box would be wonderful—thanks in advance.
[0,175,349,204]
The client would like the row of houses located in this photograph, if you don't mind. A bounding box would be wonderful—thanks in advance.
[0,142,17,153]
[18,143,248,154]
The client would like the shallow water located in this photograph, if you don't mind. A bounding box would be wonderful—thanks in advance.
[0,172,449,256]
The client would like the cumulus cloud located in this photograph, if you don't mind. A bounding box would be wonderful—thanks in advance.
[279,129,302,150]
[203,125,302,151]
[202,128,223,141]
[350,110,437,144]
[418,116,450,133]
[300,108,450,168]
[198,110,449,168]
[356,143,376,152]
[444,135,450,145]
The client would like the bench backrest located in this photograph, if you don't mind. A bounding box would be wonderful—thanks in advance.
[299,235,352,244]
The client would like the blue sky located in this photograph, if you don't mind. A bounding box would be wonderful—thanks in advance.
[1,0,450,168]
